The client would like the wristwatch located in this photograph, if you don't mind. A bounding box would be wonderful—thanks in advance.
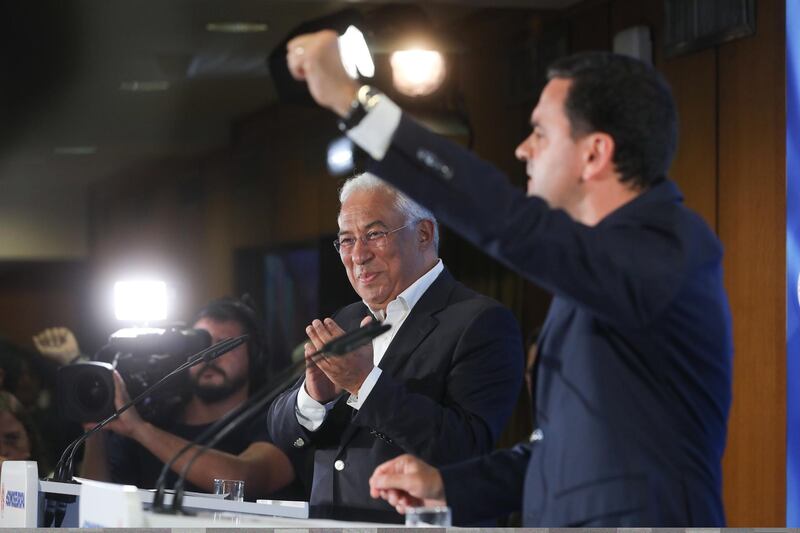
[337,84,382,132]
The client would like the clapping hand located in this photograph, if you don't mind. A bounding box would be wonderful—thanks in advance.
[304,315,375,400]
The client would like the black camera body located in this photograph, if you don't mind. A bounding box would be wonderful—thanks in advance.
[57,327,211,423]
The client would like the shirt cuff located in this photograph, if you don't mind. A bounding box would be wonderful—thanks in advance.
[295,380,336,431]
[346,366,383,411]
[346,96,402,161]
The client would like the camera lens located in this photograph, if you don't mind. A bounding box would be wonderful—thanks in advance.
[57,361,116,422]
[75,372,111,410]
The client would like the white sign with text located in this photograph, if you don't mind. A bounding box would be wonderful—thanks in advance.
[0,460,39,526]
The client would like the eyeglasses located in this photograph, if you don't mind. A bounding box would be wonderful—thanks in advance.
[333,224,409,254]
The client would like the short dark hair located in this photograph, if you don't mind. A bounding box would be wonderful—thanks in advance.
[547,51,678,189]
[193,295,268,392]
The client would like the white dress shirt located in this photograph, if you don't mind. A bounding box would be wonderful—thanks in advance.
[295,260,444,431]
[347,94,402,161]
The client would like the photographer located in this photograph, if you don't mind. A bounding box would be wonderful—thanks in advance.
[80,297,297,500]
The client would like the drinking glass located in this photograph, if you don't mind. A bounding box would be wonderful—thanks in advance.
[212,478,244,502]
[405,506,451,527]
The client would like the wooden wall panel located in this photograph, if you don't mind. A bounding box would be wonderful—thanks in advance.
[610,0,719,228]
[569,0,611,52]
[0,262,93,350]
[718,0,786,526]
[197,150,238,306]
[661,49,719,230]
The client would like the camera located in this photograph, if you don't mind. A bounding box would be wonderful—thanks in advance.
[56,327,211,423]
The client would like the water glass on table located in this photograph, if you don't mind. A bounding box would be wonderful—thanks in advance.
[213,478,244,502]
[405,505,452,527]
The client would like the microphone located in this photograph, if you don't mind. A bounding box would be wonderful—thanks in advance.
[153,320,390,513]
[51,334,248,483]
[312,320,391,357]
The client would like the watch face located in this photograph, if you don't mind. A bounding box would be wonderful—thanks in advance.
[338,86,380,132]
[357,85,381,110]
[357,84,372,104]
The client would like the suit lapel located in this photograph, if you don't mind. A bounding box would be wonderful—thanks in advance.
[336,269,456,452]
[376,270,452,376]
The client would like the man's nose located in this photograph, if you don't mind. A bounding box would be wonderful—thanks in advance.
[351,238,373,263]
[515,138,531,161]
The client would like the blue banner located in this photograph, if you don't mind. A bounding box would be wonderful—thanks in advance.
[787,0,799,526]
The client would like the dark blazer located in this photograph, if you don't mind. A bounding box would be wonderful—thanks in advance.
[267,268,523,523]
[366,115,733,527]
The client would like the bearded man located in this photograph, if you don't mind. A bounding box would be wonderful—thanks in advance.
[81,297,298,500]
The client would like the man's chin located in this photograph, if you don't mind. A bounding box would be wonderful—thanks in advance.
[361,297,391,312]
[359,290,377,300]
[191,376,247,403]
[526,179,537,197]
[193,383,236,403]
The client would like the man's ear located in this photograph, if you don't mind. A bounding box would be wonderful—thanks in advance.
[416,219,435,249]
[580,132,615,182]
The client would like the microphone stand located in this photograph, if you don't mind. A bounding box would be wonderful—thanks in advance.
[152,320,391,514]
[42,335,247,527]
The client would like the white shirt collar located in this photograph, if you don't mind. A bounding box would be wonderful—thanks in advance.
[365,259,444,321]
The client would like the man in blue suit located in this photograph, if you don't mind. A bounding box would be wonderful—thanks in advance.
[284,31,733,527]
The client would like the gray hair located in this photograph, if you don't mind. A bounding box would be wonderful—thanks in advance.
[338,172,439,251]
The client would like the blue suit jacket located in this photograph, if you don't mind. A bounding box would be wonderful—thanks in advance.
[267,269,523,523]
[367,115,733,526]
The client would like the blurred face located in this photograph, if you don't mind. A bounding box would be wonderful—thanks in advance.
[190,318,249,403]
[337,188,427,310]
[0,411,31,460]
[13,362,42,408]
[515,78,586,215]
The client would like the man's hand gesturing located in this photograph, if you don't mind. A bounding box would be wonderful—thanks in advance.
[304,315,375,400]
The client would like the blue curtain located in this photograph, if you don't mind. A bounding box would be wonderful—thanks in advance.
[787,0,799,525]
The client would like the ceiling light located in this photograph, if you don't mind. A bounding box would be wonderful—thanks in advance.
[120,80,170,92]
[206,22,268,33]
[339,25,374,79]
[390,49,446,97]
